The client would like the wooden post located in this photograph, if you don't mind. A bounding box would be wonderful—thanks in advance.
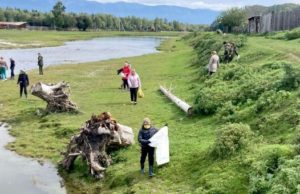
[159,86,193,116]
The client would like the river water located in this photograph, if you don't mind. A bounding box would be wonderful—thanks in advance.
[0,36,163,73]
[0,124,66,194]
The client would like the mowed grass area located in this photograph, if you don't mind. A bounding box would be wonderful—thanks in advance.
[0,30,186,49]
[0,37,219,193]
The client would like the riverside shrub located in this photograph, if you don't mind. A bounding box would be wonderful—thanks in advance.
[211,123,253,158]
[249,154,300,194]
[280,63,300,91]
[285,27,300,40]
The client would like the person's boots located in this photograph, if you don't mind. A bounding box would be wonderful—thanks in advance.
[140,168,144,174]
[149,166,155,177]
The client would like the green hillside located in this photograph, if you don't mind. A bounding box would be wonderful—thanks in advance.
[0,30,300,193]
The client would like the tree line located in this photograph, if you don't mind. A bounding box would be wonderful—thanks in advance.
[0,1,206,32]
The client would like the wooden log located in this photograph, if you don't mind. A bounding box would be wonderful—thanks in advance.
[159,86,193,115]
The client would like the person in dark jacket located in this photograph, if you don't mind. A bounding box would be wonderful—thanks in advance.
[37,53,44,75]
[10,58,15,79]
[138,118,158,177]
[17,70,29,98]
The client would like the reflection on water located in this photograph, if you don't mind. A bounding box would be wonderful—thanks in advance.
[0,37,162,73]
[0,124,66,194]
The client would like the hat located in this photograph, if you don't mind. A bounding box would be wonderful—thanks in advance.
[143,118,151,129]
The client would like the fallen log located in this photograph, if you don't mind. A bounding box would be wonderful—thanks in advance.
[61,112,134,179]
[159,86,193,115]
[31,81,78,113]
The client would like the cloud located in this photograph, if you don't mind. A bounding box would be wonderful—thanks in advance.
[87,0,300,11]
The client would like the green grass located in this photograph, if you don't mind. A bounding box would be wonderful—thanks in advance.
[0,30,186,49]
[0,36,215,193]
[1,31,300,193]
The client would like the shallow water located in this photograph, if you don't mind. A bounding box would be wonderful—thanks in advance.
[0,124,66,194]
[0,37,162,73]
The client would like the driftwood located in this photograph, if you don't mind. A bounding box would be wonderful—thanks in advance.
[31,82,78,112]
[160,86,193,115]
[61,112,134,179]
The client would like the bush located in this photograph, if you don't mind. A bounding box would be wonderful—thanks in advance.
[211,123,253,158]
[285,28,300,40]
[217,101,238,123]
[248,146,295,194]
[254,90,291,113]
[280,63,300,91]
[250,155,300,194]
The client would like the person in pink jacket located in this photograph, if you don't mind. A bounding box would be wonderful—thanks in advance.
[127,69,141,104]
[208,51,220,76]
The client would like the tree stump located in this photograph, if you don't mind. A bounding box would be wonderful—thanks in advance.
[61,112,134,179]
[31,81,78,113]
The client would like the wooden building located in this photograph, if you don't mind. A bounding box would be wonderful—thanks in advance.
[248,9,300,33]
[0,22,27,29]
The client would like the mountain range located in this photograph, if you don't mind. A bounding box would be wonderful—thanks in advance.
[0,0,220,24]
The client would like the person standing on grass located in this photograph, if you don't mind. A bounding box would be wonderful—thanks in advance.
[122,61,131,90]
[138,118,158,177]
[17,70,29,98]
[37,53,44,75]
[0,57,8,80]
[208,51,220,76]
[127,69,141,105]
[10,58,15,80]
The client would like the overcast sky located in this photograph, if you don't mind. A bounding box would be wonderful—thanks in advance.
[88,0,300,11]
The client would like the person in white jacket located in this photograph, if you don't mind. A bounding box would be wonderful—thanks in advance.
[208,51,220,76]
[127,69,141,104]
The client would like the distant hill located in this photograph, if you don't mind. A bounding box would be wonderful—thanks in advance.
[0,0,219,24]
[245,3,300,17]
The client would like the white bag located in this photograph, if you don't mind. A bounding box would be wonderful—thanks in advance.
[117,124,135,145]
[119,72,125,78]
[149,126,170,166]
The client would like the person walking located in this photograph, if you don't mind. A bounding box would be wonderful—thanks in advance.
[0,57,8,80]
[37,53,44,75]
[138,118,158,177]
[17,70,29,98]
[127,69,141,104]
[121,62,131,90]
[10,58,15,80]
[208,51,220,76]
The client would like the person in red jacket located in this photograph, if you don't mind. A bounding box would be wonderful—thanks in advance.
[122,61,131,90]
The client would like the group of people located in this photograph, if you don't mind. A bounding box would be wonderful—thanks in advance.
[118,61,141,105]
[207,41,239,75]
[0,57,15,80]
[0,53,44,98]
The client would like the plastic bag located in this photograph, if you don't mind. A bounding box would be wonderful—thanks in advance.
[138,88,144,98]
[149,126,170,165]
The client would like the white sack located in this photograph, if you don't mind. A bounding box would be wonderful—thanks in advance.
[149,126,169,165]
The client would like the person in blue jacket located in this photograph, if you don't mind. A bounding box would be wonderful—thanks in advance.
[17,70,29,98]
[138,118,158,177]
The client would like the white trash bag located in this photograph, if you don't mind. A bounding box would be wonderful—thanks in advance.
[149,126,170,166]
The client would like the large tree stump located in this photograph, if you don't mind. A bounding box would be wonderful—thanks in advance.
[61,112,134,179]
[31,81,78,112]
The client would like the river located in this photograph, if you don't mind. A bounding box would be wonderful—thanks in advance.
[0,124,66,194]
[0,36,163,73]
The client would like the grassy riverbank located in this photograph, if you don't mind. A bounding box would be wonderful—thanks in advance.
[1,31,300,193]
[0,30,186,49]
[0,36,202,193]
